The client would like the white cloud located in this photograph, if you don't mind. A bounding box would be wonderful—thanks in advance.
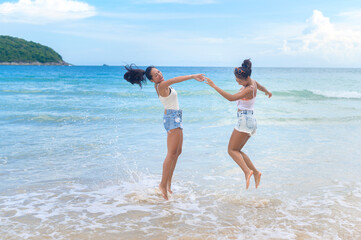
[283,10,361,61]
[338,10,361,21]
[141,0,215,4]
[99,11,233,20]
[0,0,96,24]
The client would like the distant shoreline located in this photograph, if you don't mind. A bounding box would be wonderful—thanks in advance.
[0,61,71,66]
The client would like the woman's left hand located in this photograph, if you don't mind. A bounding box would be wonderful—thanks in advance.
[205,77,216,88]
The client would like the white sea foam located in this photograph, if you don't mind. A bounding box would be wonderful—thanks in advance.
[311,89,361,99]
[0,156,8,165]
[1,178,361,239]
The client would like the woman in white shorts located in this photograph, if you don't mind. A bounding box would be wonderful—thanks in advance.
[205,59,272,189]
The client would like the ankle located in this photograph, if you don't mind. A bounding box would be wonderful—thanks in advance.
[245,169,253,175]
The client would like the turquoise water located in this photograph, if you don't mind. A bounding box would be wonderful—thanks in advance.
[1,66,361,239]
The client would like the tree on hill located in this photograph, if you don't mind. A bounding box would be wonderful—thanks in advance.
[0,35,68,64]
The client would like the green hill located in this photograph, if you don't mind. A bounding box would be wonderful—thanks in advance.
[0,35,69,65]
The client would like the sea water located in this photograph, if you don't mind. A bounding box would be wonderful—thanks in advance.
[1,66,361,239]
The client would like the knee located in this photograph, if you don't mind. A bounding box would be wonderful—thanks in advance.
[177,148,182,157]
[227,147,233,156]
[228,146,238,156]
[167,150,178,159]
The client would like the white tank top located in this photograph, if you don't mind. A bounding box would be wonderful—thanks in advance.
[236,83,256,111]
[157,85,179,110]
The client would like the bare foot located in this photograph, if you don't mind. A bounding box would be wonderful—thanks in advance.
[167,184,173,194]
[159,184,168,200]
[254,171,262,189]
[246,170,253,190]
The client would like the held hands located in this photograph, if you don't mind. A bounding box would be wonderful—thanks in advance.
[192,74,206,82]
[191,74,216,88]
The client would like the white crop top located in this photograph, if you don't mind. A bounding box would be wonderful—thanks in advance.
[157,85,179,110]
[236,84,257,111]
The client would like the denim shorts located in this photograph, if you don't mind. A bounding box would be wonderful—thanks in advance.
[234,110,257,136]
[163,109,183,132]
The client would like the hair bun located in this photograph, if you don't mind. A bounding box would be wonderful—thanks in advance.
[235,59,252,79]
[242,59,252,70]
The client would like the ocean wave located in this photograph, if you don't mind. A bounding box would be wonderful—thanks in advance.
[5,89,361,100]
[177,89,219,96]
[73,91,148,97]
[259,116,361,125]
[274,89,361,100]
[311,89,361,99]
[1,114,103,123]
[1,89,149,98]
[3,112,360,126]
[197,115,361,128]
[2,89,43,94]
[0,114,163,124]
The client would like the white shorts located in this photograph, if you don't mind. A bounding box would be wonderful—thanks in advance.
[234,110,257,136]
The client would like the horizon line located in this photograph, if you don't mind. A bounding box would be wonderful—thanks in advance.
[2,64,359,69]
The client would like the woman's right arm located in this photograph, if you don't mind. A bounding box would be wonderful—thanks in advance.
[256,81,272,98]
[160,74,205,89]
[156,74,204,97]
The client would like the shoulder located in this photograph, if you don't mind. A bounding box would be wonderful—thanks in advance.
[249,80,257,89]
[245,85,254,91]
[157,82,171,95]
[157,81,168,90]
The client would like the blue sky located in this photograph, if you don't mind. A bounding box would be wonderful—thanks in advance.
[1,0,361,67]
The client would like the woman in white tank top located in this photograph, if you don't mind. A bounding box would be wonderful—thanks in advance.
[205,59,272,190]
[124,64,205,200]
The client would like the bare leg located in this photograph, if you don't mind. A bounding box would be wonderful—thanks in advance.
[159,128,182,200]
[167,129,183,194]
[228,130,253,189]
[240,151,262,188]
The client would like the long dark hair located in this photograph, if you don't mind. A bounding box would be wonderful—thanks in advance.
[234,59,252,79]
[123,64,155,88]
